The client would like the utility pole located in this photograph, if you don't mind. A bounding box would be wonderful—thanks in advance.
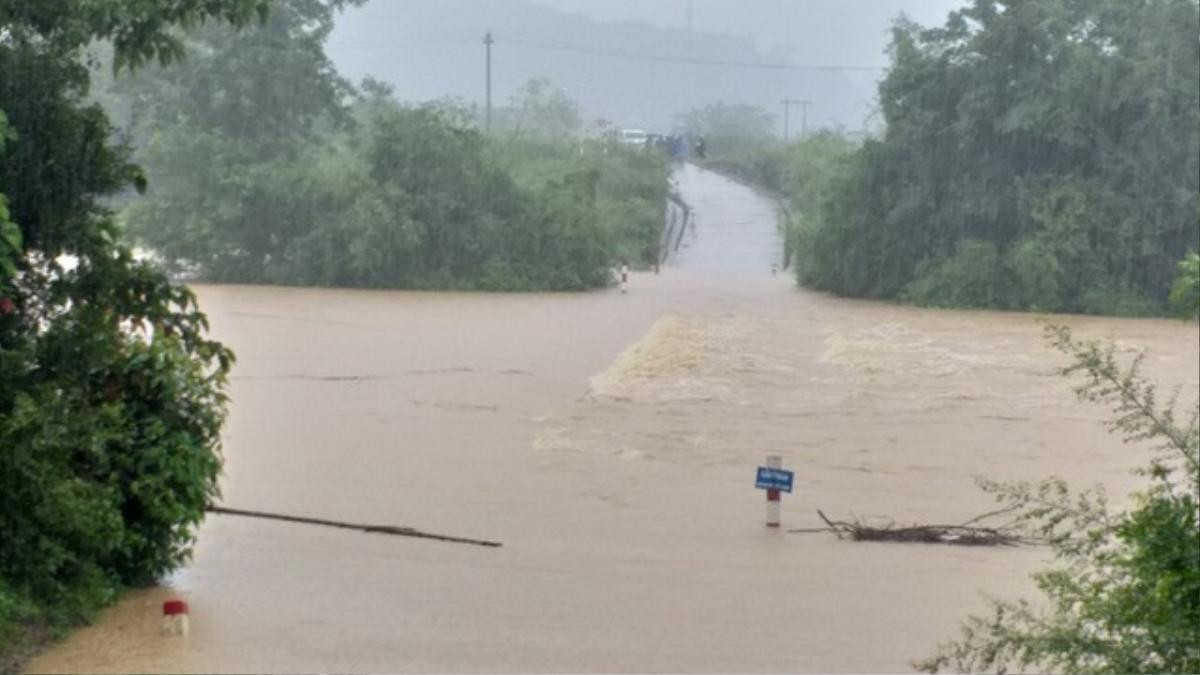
[484,31,494,131]
[685,0,695,98]
[781,99,813,141]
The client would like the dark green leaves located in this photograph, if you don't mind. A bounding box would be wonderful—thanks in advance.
[1168,252,1200,319]
[1,0,244,660]
[0,0,271,70]
[919,327,1200,673]
[785,0,1200,315]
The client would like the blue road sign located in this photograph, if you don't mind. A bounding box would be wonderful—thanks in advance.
[755,467,794,493]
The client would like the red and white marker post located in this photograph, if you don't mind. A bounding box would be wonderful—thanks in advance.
[765,455,782,527]
[162,598,189,637]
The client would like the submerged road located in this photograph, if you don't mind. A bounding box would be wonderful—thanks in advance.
[29,164,1199,673]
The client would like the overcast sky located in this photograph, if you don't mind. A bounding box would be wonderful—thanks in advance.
[329,0,970,132]
[522,1,964,63]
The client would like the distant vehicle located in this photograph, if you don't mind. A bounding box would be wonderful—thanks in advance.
[618,128,648,146]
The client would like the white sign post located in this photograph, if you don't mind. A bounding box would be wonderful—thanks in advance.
[766,455,781,527]
[755,456,793,527]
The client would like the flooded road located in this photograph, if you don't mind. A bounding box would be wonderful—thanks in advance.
[28,164,1199,673]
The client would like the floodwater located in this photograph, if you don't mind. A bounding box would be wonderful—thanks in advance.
[27,165,1199,673]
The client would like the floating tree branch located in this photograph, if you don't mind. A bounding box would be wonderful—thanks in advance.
[789,508,1036,547]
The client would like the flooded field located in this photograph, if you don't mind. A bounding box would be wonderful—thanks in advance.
[28,165,1199,673]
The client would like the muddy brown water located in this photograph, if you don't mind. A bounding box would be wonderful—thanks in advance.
[27,164,1199,673]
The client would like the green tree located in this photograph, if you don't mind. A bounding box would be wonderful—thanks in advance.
[498,77,582,140]
[1169,252,1200,319]
[918,325,1200,674]
[243,92,643,291]
[790,0,1200,315]
[0,111,18,290]
[117,0,361,282]
[109,25,664,291]
[0,0,246,665]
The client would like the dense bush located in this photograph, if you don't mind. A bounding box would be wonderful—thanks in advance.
[1169,252,1200,319]
[111,6,669,291]
[919,326,1200,673]
[791,0,1199,315]
[496,135,669,270]
[705,2,1199,317]
[128,95,664,290]
[1,0,244,668]
[900,239,1003,308]
[112,0,361,283]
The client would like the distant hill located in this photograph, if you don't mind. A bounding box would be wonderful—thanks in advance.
[328,0,886,134]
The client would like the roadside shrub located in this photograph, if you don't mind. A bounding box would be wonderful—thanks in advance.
[918,326,1200,673]
[1,4,239,669]
[1006,235,1064,311]
[901,240,1002,308]
[1169,252,1200,318]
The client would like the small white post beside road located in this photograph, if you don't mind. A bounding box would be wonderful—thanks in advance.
[755,455,794,528]
[162,598,189,637]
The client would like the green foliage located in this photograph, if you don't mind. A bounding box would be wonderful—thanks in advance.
[0,195,19,283]
[274,101,623,291]
[917,326,1200,674]
[674,103,776,160]
[0,577,42,674]
[113,0,359,282]
[902,240,1002,308]
[701,130,853,197]
[1169,252,1200,319]
[496,132,668,270]
[491,78,582,140]
[0,0,269,70]
[775,132,860,212]
[112,15,668,291]
[0,115,12,283]
[1006,235,1064,311]
[1,0,238,668]
[789,0,1200,315]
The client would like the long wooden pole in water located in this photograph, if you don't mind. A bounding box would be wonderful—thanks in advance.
[208,506,502,548]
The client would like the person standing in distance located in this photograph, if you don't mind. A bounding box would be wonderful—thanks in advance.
[620,260,630,294]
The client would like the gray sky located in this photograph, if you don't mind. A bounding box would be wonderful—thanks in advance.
[540,0,966,60]
[329,1,969,132]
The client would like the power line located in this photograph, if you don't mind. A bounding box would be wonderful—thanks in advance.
[325,33,478,52]
[497,32,887,72]
[326,31,887,73]
[501,34,790,70]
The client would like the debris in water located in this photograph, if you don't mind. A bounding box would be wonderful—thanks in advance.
[208,506,502,548]
[788,508,1032,546]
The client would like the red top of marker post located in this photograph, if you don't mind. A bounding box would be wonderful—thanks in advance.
[163,599,189,616]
